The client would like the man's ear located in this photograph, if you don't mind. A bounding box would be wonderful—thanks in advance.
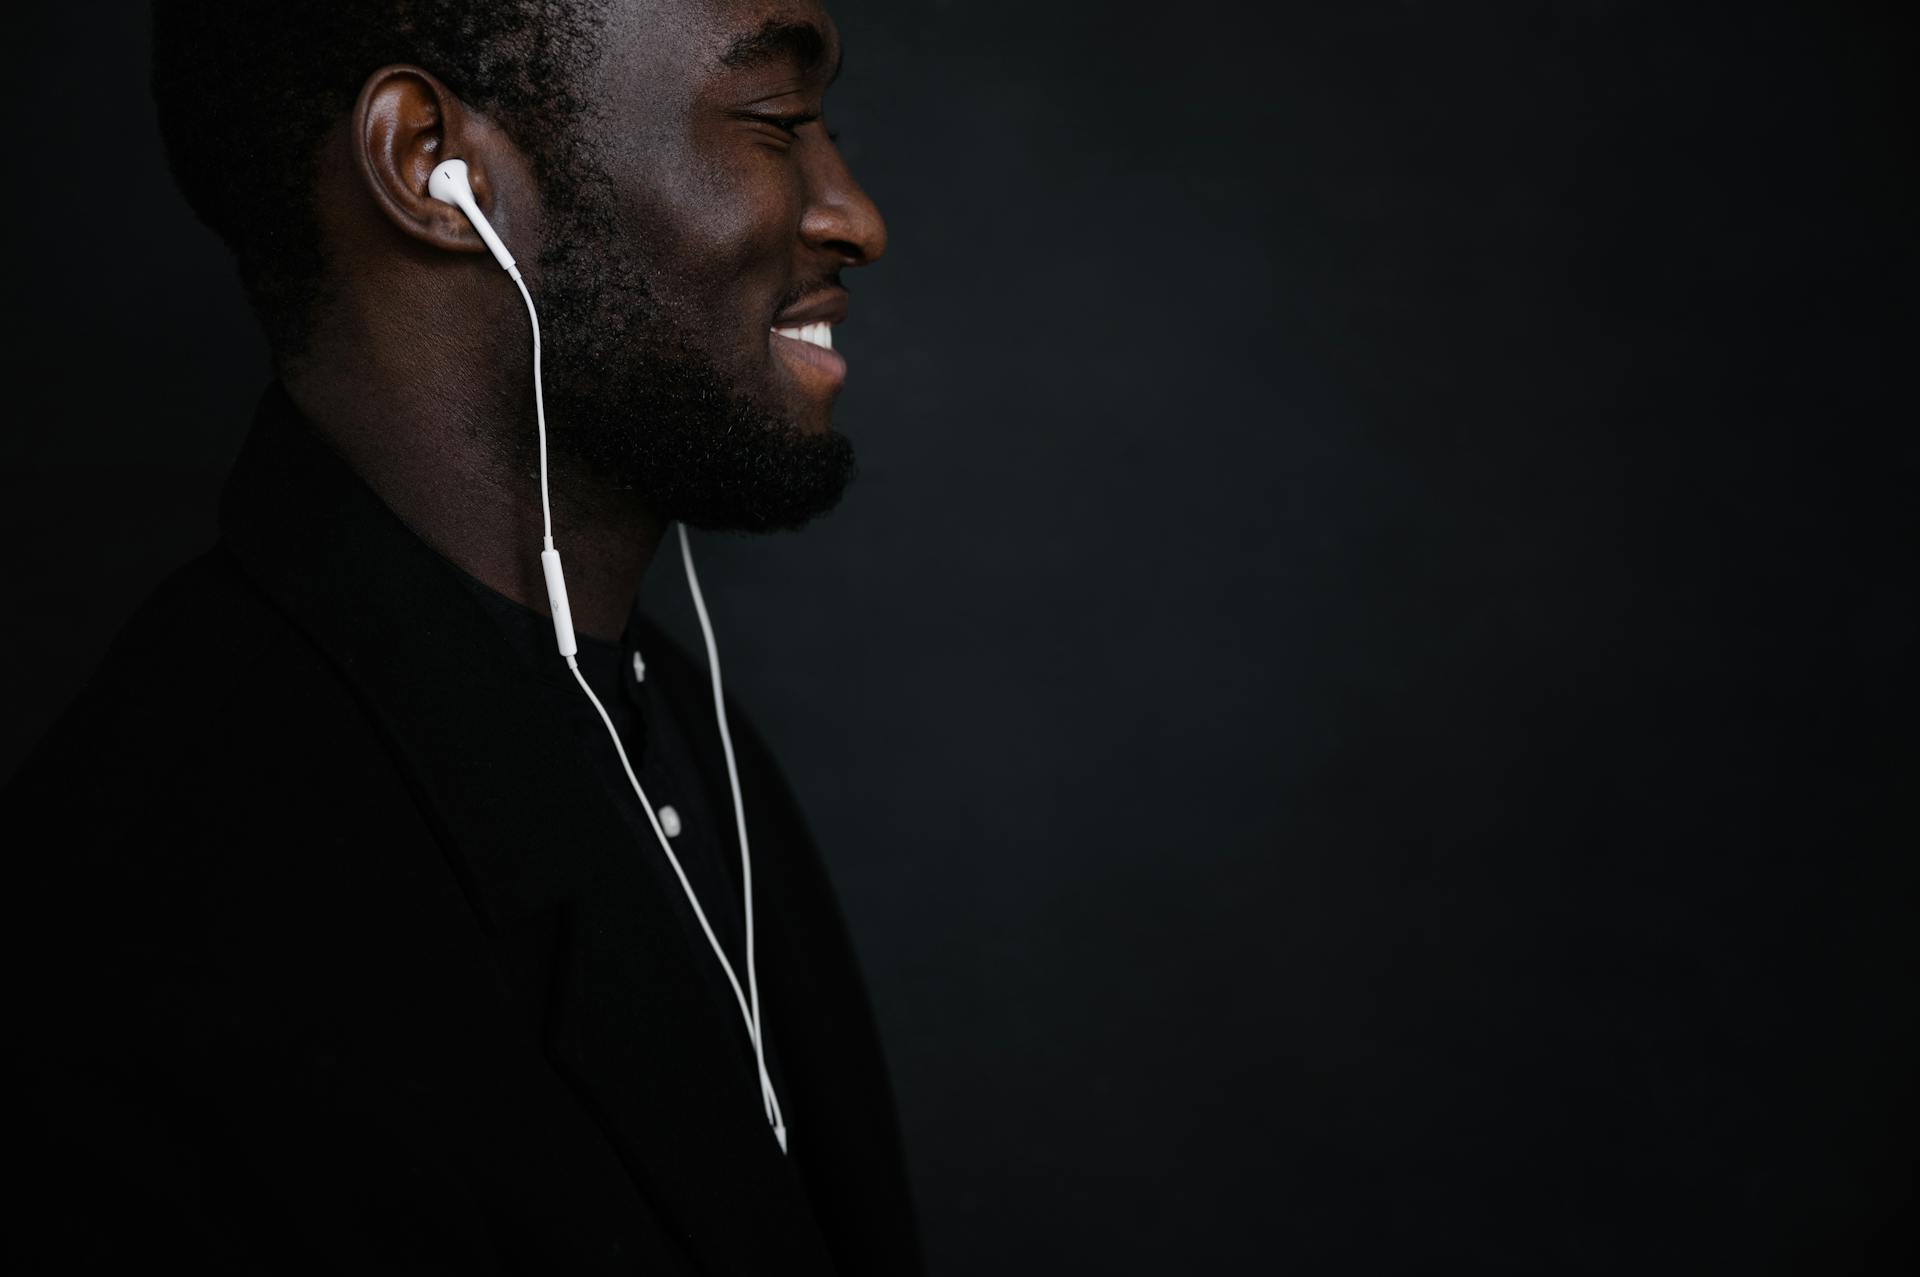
[351,65,515,259]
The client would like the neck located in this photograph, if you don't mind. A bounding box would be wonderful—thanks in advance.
[281,316,666,644]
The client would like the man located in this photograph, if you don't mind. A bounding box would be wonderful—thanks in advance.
[3,1,916,1271]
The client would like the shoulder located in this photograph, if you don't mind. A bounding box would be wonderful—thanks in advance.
[6,545,382,828]
[4,545,438,952]
[4,546,479,1052]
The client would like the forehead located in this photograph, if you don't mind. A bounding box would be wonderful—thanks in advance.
[595,0,840,100]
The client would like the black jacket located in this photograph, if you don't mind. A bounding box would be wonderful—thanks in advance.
[3,387,921,1274]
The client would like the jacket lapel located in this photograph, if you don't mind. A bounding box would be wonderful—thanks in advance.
[218,387,836,1272]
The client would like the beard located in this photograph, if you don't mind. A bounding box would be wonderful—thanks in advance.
[522,169,856,533]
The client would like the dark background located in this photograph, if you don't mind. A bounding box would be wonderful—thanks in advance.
[4,1,1914,1271]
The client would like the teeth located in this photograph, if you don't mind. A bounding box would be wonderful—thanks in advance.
[771,323,834,351]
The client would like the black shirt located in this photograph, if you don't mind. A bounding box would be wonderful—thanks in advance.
[2,383,918,1273]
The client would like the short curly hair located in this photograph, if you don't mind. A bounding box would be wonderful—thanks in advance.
[151,0,608,354]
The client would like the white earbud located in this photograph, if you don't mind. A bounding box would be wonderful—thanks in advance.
[428,158,519,278]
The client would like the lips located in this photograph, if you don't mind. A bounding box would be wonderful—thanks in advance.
[771,288,849,328]
[770,325,847,387]
[769,288,850,391]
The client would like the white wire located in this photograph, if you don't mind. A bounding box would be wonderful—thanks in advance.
[507,267,555,547]
[509,262,785,1149]
[676,523,776,1124]
[564,656,784,1138]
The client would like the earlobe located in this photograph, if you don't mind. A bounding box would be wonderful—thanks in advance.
[352,64,502,259]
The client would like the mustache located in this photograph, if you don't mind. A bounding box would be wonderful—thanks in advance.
[772,275,845,316]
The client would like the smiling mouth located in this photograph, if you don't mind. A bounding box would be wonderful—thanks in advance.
[769,322,848,390]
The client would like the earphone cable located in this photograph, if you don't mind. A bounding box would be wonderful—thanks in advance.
[676,525,769,1087]
[513,256,785,1151]
[563,656,786,1144]
[429,158,787,1151]
[507,267,555,547]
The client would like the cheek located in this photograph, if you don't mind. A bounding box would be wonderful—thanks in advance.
[696,166,797,278]
[619,147,795,290]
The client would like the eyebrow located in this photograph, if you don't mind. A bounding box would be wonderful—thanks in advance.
[719,18,844,85]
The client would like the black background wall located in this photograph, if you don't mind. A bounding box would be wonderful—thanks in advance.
[3,2,1914,1271]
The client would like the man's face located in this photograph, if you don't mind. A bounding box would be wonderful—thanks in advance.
[530,0,887,532]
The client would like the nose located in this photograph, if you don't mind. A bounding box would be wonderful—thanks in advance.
[799,146,888,268]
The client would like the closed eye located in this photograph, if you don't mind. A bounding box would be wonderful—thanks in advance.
[748,110,819,137]
[735,110,839,144]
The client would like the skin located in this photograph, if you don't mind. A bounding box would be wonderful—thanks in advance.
[284,0,886,640]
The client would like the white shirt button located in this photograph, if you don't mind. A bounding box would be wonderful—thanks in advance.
[656,804,683,838]
[631,650,646,683]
